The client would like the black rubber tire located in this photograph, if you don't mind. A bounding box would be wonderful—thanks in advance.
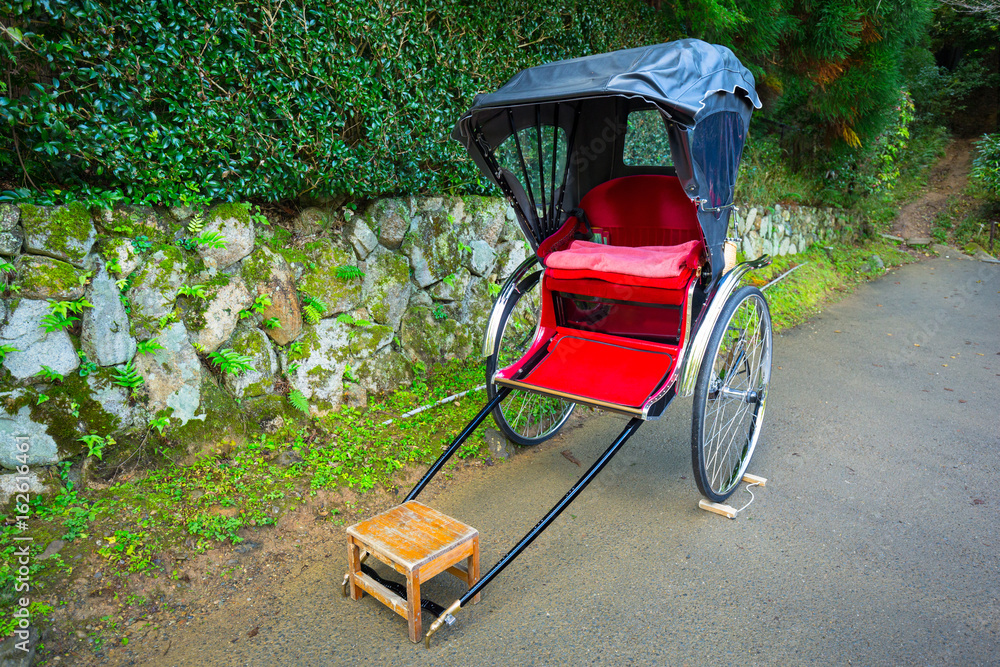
[691,285,772,502]
[485,271,574,446]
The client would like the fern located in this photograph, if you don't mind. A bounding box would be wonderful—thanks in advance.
[0,344,19,363]
[263,317,282,330]
[187,212,205,235]
[300,294,327,325]
[303,304,322,325]
[111,359,144,389]
[288,390,309,414]
[195,231,227,249]
[208,348,255,375]
[178,284,208,299]
[335,265,365,280]
[136,338,165,355]
[41,313,78,333]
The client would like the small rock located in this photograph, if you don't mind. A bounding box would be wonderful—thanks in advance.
[242,247,302,345]
[293,207,331,236]
[169,205,195,221]
[133,322,202,425]
[0,469,48,501]
[879,233,904,242]
[366,198,411,250]
[196,204,255,269]
[344,382,367,408]
[21,202,97,266]
[262,416,284,434]
[485,428,514,460]
[468,240,497,277]
[0,299,79,379]
[905,237,932,247]
[973,249,1000,264]
[81,259,137,366]
[233,540,262,554]
[276,450,302,467]
[345,218,380,260]
[190,280,253,353]
[0,204,19,232]
[38,539,66,561]
[0,228,23,257]
[0,626,37,666]
[870,254,884,270]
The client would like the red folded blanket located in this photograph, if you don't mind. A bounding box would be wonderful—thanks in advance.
[545,240,702,279]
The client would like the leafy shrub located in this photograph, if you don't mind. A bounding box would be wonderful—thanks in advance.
[0,0,664,203]
[972,134,1000,202]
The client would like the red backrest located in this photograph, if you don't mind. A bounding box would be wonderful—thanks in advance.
[579,175,700,247]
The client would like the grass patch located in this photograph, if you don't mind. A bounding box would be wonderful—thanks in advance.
[0,356,497,644]
[745,239,916,331]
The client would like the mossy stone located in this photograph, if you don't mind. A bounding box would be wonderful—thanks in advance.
[297,240,363,316]
[20,203,97,266]
[169,375,248,464]
[19,255,87,300]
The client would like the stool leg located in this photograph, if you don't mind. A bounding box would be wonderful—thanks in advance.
[469,535,481,604]
[347,537,363,601]
[406,572,421,642]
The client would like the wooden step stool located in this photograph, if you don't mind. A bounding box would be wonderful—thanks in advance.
[346,500,480,642]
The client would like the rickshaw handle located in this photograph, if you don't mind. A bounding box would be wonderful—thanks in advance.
[425,416,645,647]
[405,387,512,502]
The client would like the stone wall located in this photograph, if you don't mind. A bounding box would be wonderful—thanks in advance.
[0,196,528,492]
[0,193,849,495]
[733,203,858,259]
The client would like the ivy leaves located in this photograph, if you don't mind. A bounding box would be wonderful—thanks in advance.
[0,0,663,203]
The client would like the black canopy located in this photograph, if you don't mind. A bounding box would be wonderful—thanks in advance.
[456,39,760,129]
[452,39,761,280]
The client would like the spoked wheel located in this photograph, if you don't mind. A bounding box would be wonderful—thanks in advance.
[692,285,772,502]
[485,270,575,446]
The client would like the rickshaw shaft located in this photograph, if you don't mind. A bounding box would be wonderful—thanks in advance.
[405,387,512,502]
[457,416,644,607]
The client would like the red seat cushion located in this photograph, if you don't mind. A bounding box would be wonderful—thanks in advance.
[545,239,702,280]
[545,273,692,305]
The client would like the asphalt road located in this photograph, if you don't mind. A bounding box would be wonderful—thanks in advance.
[144,256,1000,666]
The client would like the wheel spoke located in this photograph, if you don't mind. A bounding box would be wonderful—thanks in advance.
[488,272,574,444]
[695,289,771,499]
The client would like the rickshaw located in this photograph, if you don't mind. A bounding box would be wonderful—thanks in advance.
[344,38,772,646]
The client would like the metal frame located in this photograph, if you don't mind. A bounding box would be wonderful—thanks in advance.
[481,254,541,358]
[677,255,771,397]
[422,415,648,646]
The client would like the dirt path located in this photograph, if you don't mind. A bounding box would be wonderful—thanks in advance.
[893,138,974,240]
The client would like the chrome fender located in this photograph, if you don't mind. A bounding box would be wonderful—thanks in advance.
[677,255,771,397]
[481,254,541,358]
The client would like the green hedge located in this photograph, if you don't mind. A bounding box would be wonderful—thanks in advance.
[0,0,664,204]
